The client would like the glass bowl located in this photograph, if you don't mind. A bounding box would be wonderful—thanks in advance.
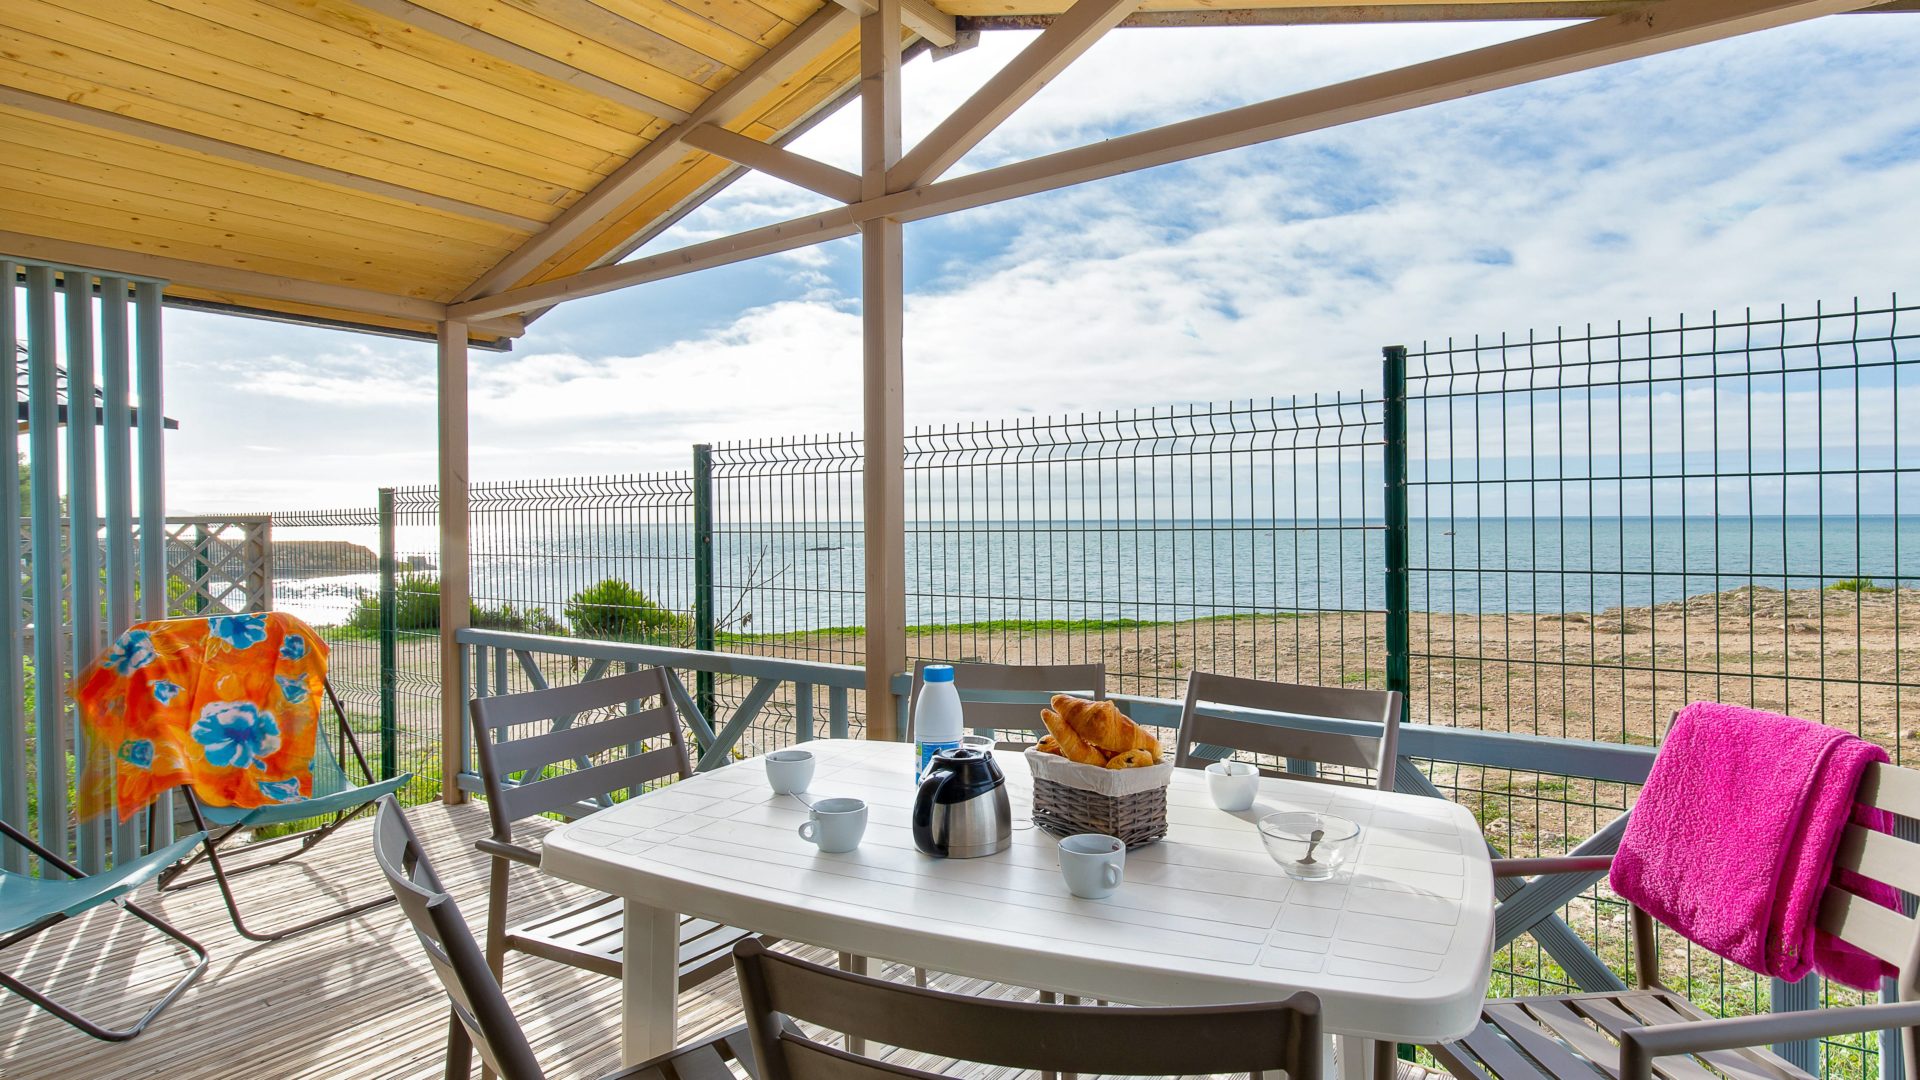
[1258,811,1360,881]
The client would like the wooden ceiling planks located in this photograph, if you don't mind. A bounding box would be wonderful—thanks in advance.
[509,20,867,286]
[0,0,821,338]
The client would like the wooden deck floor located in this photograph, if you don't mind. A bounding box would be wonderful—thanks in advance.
[1,802,1443,1080]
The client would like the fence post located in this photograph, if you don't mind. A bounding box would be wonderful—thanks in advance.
[692,444,716,728]
[378,487,398,782]
[1382,345,1415,1064]
[1382,346,1411,708]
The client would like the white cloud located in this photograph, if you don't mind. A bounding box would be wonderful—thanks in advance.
[161,16,1920,511]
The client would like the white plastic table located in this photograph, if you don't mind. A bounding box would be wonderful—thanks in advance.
[541,739,1494,1076]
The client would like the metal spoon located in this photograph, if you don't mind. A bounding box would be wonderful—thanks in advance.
[1298,828,1326,866]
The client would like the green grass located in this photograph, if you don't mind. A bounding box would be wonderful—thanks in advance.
[1828,577,1891,594]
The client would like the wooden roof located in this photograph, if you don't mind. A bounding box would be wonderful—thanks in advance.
[4,0,1898,347]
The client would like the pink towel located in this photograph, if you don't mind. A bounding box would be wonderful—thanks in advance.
[1609,702,1899,991]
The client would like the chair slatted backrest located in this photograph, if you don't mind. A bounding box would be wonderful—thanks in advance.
[1175,671,1402,791]
[1818,760,1920,1079]
[733,939,1321,1080]
[468,667,688,843]
[907,660,1106,746]
[371,797,546,1080]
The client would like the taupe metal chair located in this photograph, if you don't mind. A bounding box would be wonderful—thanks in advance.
[1426,759,1920,1080]
[1174,671,1403,791]
[907,659,1107,747]
[469,668,763,998]
[371,796,754,1080]
[733,936,1323,1080]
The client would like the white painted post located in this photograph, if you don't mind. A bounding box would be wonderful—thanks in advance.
[437,320,470,802]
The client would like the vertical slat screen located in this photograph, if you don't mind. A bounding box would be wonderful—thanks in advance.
[24,264,64,856]
[0,262,23,874]
[135,279,170,848]
[99,277,138,863]
[2,259,167,867]
[64,279,105,872]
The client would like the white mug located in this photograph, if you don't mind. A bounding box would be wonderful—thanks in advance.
[1205,759,1261,811]
[1058,833,1125,898]
[764,749,816,795]
[797,797,868,853]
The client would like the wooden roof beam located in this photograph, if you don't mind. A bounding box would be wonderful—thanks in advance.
[890,0,1141,189]
[863,0,1876,225]
[349,0,692,123]
[828,0,960,46]
[454,0,1863,322]
[681,124,863,202]
[0,87,547,234]
[957,0,1917,28]
[452,211,859,320]
[1,231,525,340]
[457,4,862,301]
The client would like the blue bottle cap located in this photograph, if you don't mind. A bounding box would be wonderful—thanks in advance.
[923,664,955,683]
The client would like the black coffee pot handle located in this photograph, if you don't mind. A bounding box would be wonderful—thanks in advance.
[912,767,951,858]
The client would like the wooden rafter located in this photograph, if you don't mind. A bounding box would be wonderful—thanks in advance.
[452,0,1873,321]
[452,212,861,320]
[681,124,862,202]
[0,86,547,234]
[348,0,692,123]
[890,0,1142,188]
[1,230,524,339]
[456,4,862,301]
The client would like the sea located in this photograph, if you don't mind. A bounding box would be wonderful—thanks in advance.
[272,516,1919,634]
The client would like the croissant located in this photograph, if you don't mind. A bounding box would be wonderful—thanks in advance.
[1036,734,1062,755]
[1040,707,1108,766]
[1106,749,1156,769]
[1050,695,1161,761]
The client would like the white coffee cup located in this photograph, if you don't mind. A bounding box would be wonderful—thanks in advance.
[1205,760,1260,811]
[797,797,868,853]
[1058,833,1125,899]
[764,749,816,795]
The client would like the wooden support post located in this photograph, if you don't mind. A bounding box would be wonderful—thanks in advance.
[860,0,907,741]
[437,321,470,802]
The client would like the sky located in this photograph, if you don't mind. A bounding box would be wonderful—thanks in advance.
[154,14,1920,512]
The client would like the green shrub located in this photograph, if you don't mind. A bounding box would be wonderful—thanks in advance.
[564,578,691,643]
[1828,578,1891,594]
[345,574,565,635]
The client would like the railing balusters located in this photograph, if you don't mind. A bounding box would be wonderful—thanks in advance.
[795,682,814,742]
[829,686,850,739]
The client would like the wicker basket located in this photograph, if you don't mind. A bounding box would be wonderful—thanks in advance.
[1024,748,1174,849]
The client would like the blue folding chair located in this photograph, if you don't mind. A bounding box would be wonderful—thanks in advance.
[155,677,411,941]
[0,818,209,1041]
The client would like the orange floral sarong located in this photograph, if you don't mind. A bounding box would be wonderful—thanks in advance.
[74,613,330,823]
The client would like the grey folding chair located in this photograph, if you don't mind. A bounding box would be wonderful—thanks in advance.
[1426,758,1920,1080]
[469,667,765,997]
[1174,671,1403,791]
[734,937,1323,1080]
[0,819,209,1041]
[907,659,1107,747]
[156,676,411,941]
[371,797,754,1080]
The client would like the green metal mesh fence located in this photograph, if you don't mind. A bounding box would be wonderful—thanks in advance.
[1401,295,1918,1077]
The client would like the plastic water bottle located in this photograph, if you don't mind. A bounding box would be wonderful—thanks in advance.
[913,664,964,782]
